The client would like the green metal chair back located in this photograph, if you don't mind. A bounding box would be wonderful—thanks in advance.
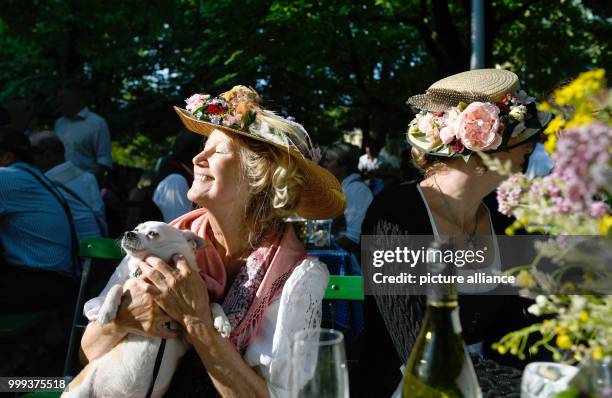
[323,275,364,301]
[79,237,123,259]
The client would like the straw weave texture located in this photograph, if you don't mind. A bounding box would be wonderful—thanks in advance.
[408,69,520,112]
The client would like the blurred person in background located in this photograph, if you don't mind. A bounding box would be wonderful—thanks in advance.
[378,135,402,169]
[323,142,373,256]
[30,130,107,239]
[3,98,35,136]
[358,140,381,173]
[124,130,202,229]
[0,127,77,312]
[359,140,384,195]
[152,129,202,222]
[54,79,112,181]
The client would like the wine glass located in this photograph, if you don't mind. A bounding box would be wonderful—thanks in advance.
[291,328,349,398]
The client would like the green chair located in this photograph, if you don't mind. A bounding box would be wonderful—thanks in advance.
[63,237,123,376]
[323,275,364,301]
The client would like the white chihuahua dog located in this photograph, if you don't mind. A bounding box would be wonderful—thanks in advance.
[63,222,231,398]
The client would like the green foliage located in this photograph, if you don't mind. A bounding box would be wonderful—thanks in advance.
[0,0,609,165]
[112,135,174,169]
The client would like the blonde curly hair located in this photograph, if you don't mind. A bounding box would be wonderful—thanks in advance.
[234,135,305,247]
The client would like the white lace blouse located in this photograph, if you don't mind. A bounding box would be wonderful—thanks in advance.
[83,257,330,398]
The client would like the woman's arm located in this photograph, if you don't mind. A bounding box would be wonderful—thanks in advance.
[185,319,270,398]
[80,277,181,363]
[140,255,270,398]
[80,318,127,364]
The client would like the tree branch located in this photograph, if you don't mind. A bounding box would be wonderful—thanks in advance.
[491,0,546,37]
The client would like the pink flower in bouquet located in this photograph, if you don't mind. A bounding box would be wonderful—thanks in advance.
[221,113,241,127]
[455,102,502,151]
[416,113,441,142]
[439,108,460,144]
[439,127,455,144]
[552,123,611,214]
[185,94,209,113]
[589,201,609,218]
[497,174,526,215]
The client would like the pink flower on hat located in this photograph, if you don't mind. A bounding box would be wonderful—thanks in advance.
[439,108,460,144]
[185,94,209,113]
[416,112,441,142]
[455,102,502,151]
[221,113,242,127]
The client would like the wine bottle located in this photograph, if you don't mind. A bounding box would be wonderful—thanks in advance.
[402,243,482,398]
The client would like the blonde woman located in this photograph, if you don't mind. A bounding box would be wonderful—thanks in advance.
[80,86,345,397]
[356,69,551,397]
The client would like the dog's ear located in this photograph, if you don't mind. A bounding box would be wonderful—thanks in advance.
[182,230,207,250]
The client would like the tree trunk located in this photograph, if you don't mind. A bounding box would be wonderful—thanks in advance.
[431,0,469,75]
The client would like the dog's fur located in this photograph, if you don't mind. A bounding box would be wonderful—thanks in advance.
[63,222,231,398]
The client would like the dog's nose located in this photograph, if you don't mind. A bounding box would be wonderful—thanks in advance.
[125,231,137,239]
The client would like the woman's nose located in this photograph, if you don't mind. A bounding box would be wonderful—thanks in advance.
[193,149,209,165]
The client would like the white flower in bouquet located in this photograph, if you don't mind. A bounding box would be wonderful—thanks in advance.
[509,104,527,122]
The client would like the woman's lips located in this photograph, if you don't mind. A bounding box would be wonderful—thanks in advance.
[194,172,214,182]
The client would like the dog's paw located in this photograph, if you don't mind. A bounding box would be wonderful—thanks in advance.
[214,316,232,338]
[210,303,232,338]
[97,285,123,325]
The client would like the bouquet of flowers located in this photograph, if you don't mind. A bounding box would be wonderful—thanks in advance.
[492,69,612,363]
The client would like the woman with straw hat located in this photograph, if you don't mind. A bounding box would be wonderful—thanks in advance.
[80,86,345,397]
[356,69,551,397]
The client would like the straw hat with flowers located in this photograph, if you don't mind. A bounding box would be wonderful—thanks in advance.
[174,85,345,220]
[406,69,551,160]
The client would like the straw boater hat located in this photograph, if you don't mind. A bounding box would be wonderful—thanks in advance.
[406,69,551,158]
[174,85,345,220]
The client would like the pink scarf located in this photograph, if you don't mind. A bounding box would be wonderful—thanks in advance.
[171,209,306,350]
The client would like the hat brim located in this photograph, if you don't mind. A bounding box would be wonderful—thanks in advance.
[174,106,346,220]
[506,110,552,148]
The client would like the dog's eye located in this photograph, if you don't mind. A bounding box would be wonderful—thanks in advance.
[147,231,159,239]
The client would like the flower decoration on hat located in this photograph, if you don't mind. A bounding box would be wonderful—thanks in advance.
[406,69,551,160]
[407,90,548,160]
[183,86,320,162]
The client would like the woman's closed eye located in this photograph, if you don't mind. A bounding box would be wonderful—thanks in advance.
[207,143,229,154]
[216,143,231,153]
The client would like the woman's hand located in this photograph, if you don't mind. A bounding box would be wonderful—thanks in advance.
[139,255,214,332]
[113,277,181,339]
